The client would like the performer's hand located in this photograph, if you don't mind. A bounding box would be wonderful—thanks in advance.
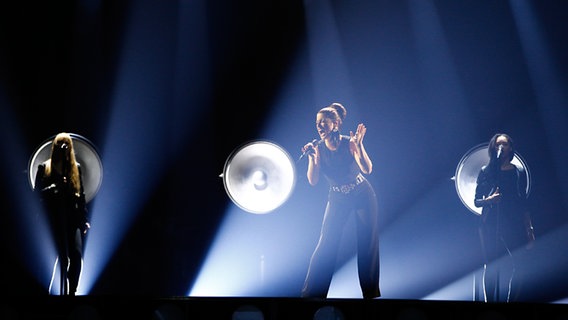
[302,141,319,162]
[486,187,501,204]
[349,123,367,152]
[350,124,366,144]
[301,142,312,155]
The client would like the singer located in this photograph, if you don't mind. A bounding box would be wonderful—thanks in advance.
[34,132,90,296]
[474,133,535,302]
[300,102,380,299]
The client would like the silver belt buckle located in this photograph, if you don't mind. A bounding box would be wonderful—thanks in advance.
[333,174,364,194]
[340,184,353,194]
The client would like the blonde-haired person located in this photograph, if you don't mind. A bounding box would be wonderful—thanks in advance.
[300,103,380,299]
[34,132,90,296]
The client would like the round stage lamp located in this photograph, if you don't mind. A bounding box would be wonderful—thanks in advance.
[453,143,531,216]
[28,133,103,203]
[220,140,296,214]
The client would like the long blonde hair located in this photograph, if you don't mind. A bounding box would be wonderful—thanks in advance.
[44,132,82,195]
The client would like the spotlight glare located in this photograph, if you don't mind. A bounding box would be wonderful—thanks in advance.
[252,170,268,191]
[221,141,296,214]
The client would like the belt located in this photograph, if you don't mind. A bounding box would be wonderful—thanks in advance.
[330,174,365,194]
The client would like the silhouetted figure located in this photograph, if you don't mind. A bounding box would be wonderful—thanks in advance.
[474,133,535,302]
[34,132,90,296]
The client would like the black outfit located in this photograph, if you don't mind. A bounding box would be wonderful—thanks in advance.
[301,135,380,299]
[34,163,88,295]
[474,162,530,302]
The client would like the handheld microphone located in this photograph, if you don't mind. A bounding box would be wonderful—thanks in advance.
[42,183,57,192]
[299,139,320,161]
[496,145,503,159]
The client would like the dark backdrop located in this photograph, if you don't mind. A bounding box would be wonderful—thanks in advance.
[1,0,567,301]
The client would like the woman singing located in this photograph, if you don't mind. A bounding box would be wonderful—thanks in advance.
[300,102,380,299]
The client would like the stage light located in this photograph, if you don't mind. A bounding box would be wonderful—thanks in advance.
[27,133,103,204]
[453,143,531,216]
[220,141,296,214]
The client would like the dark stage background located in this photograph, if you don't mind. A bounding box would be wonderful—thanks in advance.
[1,0,568,312]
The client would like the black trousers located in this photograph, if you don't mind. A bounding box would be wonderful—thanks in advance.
[302,182,380,299]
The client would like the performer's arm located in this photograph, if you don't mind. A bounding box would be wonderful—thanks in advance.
[304,142,320,186]
[350,123,372,174]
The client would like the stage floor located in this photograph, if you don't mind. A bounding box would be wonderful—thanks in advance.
[1,296,567,320]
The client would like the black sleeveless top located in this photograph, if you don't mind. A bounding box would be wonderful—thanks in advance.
[319,135,361,186]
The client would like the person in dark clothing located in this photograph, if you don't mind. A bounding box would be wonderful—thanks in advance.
[34,132,90,296]
[474,133,535,302]
[300,102,380,299]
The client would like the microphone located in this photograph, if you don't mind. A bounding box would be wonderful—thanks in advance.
[496,145,503,159]
[41,183,58,193]
[299,139,320,161]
